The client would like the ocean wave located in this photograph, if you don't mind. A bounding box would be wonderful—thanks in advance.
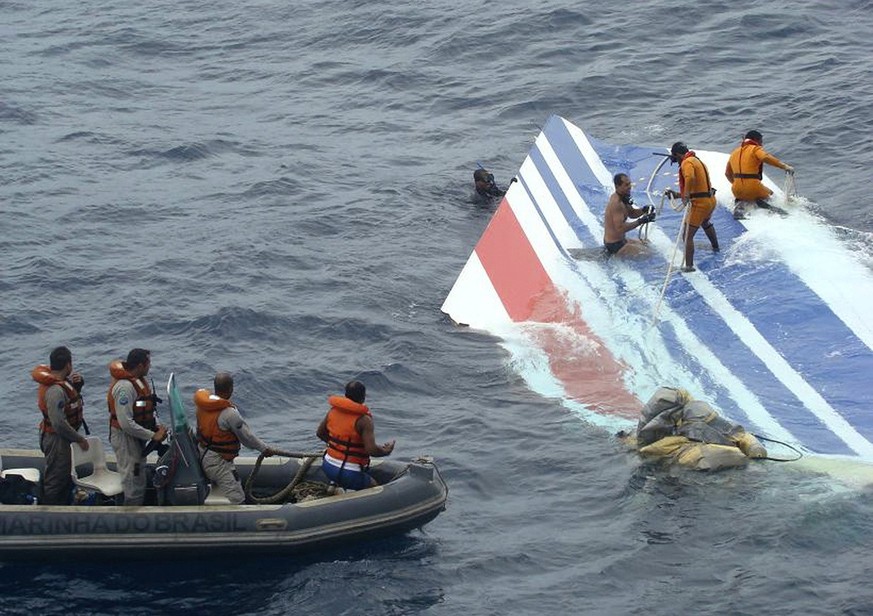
[124,139,261,165]
[0,314,41,336]
[0,101,38,125]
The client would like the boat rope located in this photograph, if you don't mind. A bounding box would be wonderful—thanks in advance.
[752,434,804,462]
[651,192,688,326]
[385,455,431,483]
[243,449,327,504]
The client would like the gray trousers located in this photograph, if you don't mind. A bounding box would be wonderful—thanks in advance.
[110,427,147,506]
[199,447,245,505]
[39,432,73,505]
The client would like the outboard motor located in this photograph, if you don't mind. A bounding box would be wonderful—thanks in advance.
[154,373,208,506]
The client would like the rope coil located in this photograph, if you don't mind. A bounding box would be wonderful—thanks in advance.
[243,449,327,504]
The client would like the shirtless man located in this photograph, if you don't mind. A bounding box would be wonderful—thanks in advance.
[603,173,655,257]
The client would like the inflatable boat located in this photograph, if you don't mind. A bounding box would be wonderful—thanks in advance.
[0,375,448,560]
[443,116,873,468]
[0,452,446,560]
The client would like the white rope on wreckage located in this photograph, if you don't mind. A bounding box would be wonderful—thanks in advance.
[651,192,689,327]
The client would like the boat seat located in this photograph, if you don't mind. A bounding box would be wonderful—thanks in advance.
[204,483,232,505]
[70,436,123,497]
[0,455,41,484]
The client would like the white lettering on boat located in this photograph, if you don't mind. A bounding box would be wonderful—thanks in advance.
[0,512,247,535]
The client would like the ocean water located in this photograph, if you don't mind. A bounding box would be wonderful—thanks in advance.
[3,1,873,614]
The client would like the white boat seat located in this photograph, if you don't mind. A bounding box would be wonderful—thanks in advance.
[70,436,123,497]
[204,483,232,505]
[0,455,41,484]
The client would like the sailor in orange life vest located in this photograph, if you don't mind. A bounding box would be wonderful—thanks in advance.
[31,346,89,505]
[194,372,278,505]
[107,348,168,505]
[316,380,395,490]
[725,129,795,219]
[665,141,720,273]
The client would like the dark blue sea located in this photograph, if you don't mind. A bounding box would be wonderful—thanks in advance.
[3,1,873,614]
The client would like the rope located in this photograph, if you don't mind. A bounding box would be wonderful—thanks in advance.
[243,449,326,504]
[753,434,804,462]
[666,192,687,212]
[655,191,667,216]
[644,153,672,208]
[638,155,674,244]
[264,449,325,459]
[638,191,672,243]
[651,193,689,326]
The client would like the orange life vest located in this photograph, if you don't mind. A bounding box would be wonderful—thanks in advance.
[325,395,371,467]
[194,389,241,461]
[32,364,84,435]
[679,151,716,206]
[728,139,770,201]
[106,360,156,431]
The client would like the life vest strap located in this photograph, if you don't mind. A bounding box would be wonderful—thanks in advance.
[733,172,761,179]
[327,435,367,455]
[689,189,715,199]
[683,154,715,202]
[196,431,239,453]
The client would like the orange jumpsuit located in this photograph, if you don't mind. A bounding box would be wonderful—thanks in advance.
[725,139,788,201]
[679,152,716,227]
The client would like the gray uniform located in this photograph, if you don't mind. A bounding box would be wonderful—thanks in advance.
[109,380,158,506]
[40,384,85,505]
[199,406,269,505]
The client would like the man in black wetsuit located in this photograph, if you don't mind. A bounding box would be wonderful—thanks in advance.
[473,168,510,200]
[603,173,655,257]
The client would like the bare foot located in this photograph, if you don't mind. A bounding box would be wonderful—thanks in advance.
[682,265,696,273]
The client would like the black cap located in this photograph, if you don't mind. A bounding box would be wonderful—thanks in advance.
[670,142,689,158]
